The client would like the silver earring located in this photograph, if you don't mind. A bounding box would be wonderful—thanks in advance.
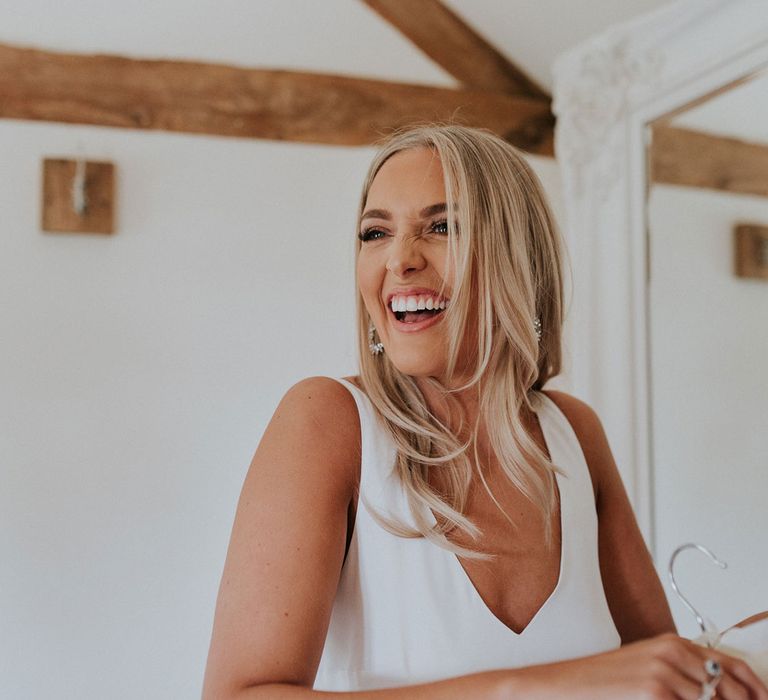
[534,316,542,342]
[368,324,384,355]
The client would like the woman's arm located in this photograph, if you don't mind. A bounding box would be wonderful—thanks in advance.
[202,377,360,696]
[543,390,676,642]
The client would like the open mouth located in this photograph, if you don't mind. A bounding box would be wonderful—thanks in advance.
[389,294,449,325]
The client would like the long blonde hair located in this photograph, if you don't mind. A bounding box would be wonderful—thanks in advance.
[355,125,567,558]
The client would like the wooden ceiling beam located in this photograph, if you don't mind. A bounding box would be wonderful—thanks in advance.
[0,43,554,155]
[651,125,768,198]
[362,0,548,99]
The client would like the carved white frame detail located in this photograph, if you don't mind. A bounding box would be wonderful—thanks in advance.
[552,0,768,552]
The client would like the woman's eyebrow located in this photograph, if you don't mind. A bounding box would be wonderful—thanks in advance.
[420,203,447,218]
[360,203,447,221]
[360,208,391,221]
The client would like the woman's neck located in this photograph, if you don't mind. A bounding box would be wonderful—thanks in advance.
[414,375,537,454]
[415,375,480,430]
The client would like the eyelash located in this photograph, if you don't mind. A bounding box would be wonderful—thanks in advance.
[357,219,449,242]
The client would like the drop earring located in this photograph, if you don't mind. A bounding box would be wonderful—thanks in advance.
[368,324,384,355]
[534,316,542,342]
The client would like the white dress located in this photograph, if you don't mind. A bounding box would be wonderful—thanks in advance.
[313,378,621,691]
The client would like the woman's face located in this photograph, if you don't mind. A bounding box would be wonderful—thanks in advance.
[357,147,456,379]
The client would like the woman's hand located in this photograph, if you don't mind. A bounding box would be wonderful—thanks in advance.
[506,633,768,700]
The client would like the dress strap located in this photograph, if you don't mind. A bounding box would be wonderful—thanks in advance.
[533,391,594,494]
[329,378,406,521]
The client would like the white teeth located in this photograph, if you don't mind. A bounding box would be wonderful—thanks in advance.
[389,294,449,314]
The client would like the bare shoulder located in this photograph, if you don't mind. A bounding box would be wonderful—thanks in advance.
[270,376,361,488]
[284,374,360,410]
[280,377,357,418]
[278,375,360,430]
[541,389,613,501]
[541,389,601,428]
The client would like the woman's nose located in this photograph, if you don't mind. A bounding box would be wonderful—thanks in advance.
[386,236,426,277]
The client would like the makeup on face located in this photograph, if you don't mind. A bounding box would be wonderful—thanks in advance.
[356,147,456,376]
[358,204,449,243]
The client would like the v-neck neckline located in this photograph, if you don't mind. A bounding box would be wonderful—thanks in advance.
[425,391,566,637]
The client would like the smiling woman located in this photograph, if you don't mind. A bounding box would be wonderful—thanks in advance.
[201,125,768,700]
[352,133,564,553]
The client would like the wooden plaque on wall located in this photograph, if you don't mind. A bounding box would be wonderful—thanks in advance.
[734,224,768,281]
[41,158,115,234]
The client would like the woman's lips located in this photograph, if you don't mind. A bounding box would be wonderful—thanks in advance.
[387,306,445,333]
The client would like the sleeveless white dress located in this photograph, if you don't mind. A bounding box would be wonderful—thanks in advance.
[313,378,621,691]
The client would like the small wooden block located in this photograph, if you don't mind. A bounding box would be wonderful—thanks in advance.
[42,158,115,234]
[734,224,768,280]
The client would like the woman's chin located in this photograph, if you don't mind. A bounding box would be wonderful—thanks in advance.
[385,352,444,380]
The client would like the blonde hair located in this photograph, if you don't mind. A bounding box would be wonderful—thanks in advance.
[355,124,567,558]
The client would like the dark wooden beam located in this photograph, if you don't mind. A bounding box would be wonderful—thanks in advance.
[0,43,554,155]
[651,125,768,198]
[362,0,548,99]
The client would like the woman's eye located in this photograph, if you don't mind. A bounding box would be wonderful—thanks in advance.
[430,220,449,234]
[358,227,386,242]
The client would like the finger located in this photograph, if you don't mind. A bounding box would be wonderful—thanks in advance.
[714,672,751,700]
[645,660,706,700]
[669,640,721,686]
[721,665,768,700]
[697,649,768,700]
[668,670,708,700]
[671,645,741,699]
[654,646,720,700]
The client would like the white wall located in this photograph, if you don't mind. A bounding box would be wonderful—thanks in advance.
[0,19,564,698]
[648,184,768,638]
[0,120,372,699]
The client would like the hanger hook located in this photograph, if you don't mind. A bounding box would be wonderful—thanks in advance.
[668,543,727,647]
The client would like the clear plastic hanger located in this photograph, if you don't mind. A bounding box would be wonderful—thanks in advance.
[669,542,768,647]
[668,542,728,648]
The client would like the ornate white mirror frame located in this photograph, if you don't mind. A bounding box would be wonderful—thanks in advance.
[552,0,768,552]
